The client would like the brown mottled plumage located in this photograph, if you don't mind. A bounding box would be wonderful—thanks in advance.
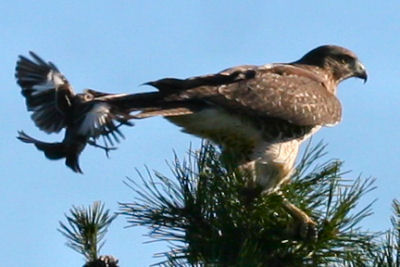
[113,45,367,192]
[110,45,367,238]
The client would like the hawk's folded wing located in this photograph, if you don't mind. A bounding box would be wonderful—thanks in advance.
[149,64,342,127]
[74,101,131,145]
[213,64,342,126]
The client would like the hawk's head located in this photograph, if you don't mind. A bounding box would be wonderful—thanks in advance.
[297,45,368,83]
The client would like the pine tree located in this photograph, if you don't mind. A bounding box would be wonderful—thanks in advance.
[119,142,380,266]
[58,202,119,267]
[373,200,400,266]
[57,142,400,266]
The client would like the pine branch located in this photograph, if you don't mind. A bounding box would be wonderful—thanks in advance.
[120,142,378,266]
[58,202,118,266]
[373,200,400,266]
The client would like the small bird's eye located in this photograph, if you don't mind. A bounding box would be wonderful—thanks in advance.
[84,94,93,101]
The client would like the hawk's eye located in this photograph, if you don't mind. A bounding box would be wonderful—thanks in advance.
[336,55,353,65]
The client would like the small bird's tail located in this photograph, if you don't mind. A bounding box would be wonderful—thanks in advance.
[17,131,83,174]
[17,131,66,159]
[65,154,83,174]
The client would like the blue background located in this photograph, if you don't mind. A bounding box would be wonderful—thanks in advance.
[1,1,399,266]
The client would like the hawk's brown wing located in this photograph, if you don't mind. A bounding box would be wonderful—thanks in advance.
[160,64,342,127]
[15,52,75,133]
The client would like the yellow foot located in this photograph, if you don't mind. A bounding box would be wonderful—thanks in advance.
[281,197,318,240]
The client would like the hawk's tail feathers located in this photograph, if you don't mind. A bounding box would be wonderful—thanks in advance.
[133,107,194,119]
[143,78,186,92]
[109,92,163,111]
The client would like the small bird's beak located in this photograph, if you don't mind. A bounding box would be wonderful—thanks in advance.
[354,60,368,83]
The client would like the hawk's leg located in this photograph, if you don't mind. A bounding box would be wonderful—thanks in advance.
[245,140,317,239]
[280,194,317,240]
[239,163,317,239]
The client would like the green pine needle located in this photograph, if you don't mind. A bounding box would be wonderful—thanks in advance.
[373,200,400,266]
[120,141,378,266]
[58,202,117,262]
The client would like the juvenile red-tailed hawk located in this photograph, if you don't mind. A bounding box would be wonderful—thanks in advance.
[117,44,367,236]
[118,45,367,191]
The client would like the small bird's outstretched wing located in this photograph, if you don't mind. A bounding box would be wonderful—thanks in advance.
[76,102,132,145]
[15,51,75,133]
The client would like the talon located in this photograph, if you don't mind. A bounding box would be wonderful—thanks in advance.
[298,217,317,241]
[281,196,318,241]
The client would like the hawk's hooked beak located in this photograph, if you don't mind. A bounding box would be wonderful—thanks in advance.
[354,60,368,83]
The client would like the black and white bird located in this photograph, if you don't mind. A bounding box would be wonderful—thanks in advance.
[16,52,133,173]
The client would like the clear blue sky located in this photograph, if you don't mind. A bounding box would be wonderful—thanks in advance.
[1,1,399,266]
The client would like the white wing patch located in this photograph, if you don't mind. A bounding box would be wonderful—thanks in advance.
[32,70,65,93]
[79,103,111,136]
